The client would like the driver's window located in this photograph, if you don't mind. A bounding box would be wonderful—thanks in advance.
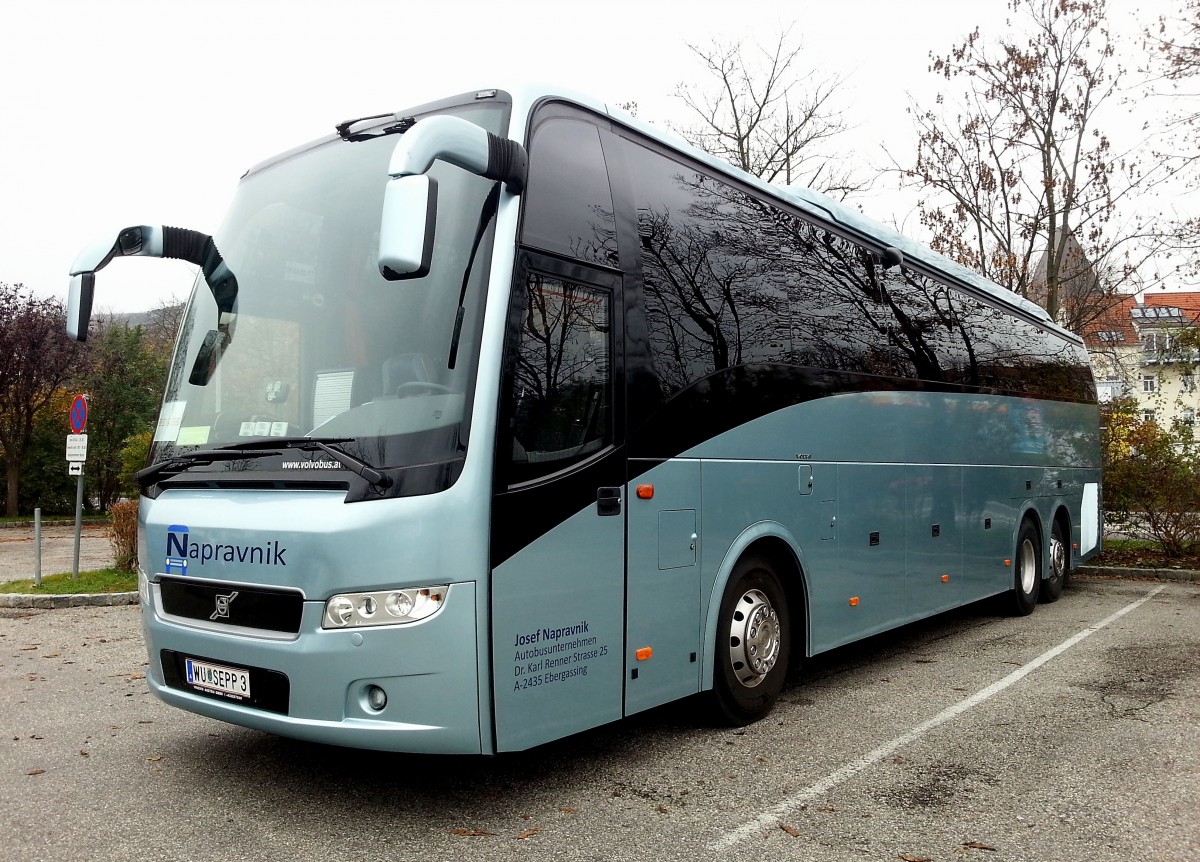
[507,273,612,485]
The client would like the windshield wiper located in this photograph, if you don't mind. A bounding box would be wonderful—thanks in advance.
[134,448,280,490]
[336,113,416,142]
[448,181,501,369]
[142,436,393,491]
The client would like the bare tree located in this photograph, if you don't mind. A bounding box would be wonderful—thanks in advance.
[1145,0,1200,276]
[898,0,1176,333]
[672,26,869,199]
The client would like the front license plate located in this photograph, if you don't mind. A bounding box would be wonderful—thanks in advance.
[185,658,251,699]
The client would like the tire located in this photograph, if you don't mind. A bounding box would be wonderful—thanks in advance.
[1010,519,1041,616]
[710,555,790,725]
[1040,519,1068,603]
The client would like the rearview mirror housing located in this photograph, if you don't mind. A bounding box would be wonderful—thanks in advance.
[378,175,438,280]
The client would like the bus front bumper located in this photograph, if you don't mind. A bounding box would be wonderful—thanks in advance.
[142,582,484,754]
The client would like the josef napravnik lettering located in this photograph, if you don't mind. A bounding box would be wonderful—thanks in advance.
[513,619,589,647]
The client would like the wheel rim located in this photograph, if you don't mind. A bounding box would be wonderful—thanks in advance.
[1049,533,1066,581]
[1019,537,1037,594]
[727,588,780,688]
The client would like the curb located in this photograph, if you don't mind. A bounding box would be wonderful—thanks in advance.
[0,591,138,609]
[1076,565,1199,583]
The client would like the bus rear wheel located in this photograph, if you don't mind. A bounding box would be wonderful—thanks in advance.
[1010,519,1041,616]
[1040,519,1068,604]
[710,555,790,725]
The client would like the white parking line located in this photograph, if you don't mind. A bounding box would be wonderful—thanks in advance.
[711,585,1168,850]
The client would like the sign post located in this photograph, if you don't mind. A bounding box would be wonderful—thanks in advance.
[66,394,89,580]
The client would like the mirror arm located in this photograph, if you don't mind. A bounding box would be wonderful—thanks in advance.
[387,115,527,193]
[66,225,238,342]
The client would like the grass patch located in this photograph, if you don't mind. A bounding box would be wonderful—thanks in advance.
[0,568,136,594]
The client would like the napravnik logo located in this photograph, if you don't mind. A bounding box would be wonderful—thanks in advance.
[164,524,287,573]
[165,525,189,575]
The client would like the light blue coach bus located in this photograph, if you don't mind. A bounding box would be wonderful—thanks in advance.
[66,85,1101,753]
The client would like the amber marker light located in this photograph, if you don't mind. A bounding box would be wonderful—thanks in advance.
[1004,559,1012,567]
[941,575,950,583]
[849,597,860,607]
[636,647,653,661]
[636,484,655,499]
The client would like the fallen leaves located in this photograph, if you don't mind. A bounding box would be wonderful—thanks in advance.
[962,841,998,851]
[898,855,931,862]
[26,768,46,776]
[779,824,801,837]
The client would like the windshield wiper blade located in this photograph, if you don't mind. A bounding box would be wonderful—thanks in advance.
[196,436,391,489]
[210,436,353,451]
[138,437,392,492]
[134,448,280,489]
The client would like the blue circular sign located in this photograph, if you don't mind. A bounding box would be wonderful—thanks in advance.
[70,394,88,434]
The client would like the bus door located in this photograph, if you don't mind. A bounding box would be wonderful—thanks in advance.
[489,255,627,752]
[624,459,702,715]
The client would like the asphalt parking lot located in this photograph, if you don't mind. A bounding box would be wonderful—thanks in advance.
[1,576,1197,862]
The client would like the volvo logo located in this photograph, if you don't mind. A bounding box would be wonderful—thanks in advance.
[211,591,239,620]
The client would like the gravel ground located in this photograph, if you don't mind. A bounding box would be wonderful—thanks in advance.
[0,523,115,581]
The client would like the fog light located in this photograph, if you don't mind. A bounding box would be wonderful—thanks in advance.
[366,685,387,711]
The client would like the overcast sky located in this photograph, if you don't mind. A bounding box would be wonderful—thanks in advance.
[0,0,1174,313]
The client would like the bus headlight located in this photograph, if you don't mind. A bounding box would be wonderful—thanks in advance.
[322,586,448,629]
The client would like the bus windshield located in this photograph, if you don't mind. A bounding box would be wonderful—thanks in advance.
[149,102,506,484]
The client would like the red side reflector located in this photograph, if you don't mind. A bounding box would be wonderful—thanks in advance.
[636,484,654,499]
[636,647,653,661]
[941,574,950,583]
[849,597,860,607]
[1004,559,1012,567]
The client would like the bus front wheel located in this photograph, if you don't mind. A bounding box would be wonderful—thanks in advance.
[1010,520,1041,616]
[710,555,790,725]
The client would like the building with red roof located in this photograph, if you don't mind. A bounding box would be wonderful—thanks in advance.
[1082,291,1200,430]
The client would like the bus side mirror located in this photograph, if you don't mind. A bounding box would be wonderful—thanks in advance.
[67,225,165,342]
[378,175,438,280]
[66,224,235,342]
[375,114,526,281]
[67,273,96,342]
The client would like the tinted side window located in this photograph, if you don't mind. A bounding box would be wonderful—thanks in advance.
[521,119,618,266]
[507,273,613,485]
[619,140,791,398]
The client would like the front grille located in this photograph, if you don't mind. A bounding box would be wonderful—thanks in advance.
[158,577,304,633]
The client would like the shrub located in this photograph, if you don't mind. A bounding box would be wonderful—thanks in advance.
[109,498,139,572]
[1102,397,1200,558]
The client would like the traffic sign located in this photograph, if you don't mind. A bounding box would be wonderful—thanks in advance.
[68,463,83,476]
[69,394,88,434]
[65,433,88,463]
